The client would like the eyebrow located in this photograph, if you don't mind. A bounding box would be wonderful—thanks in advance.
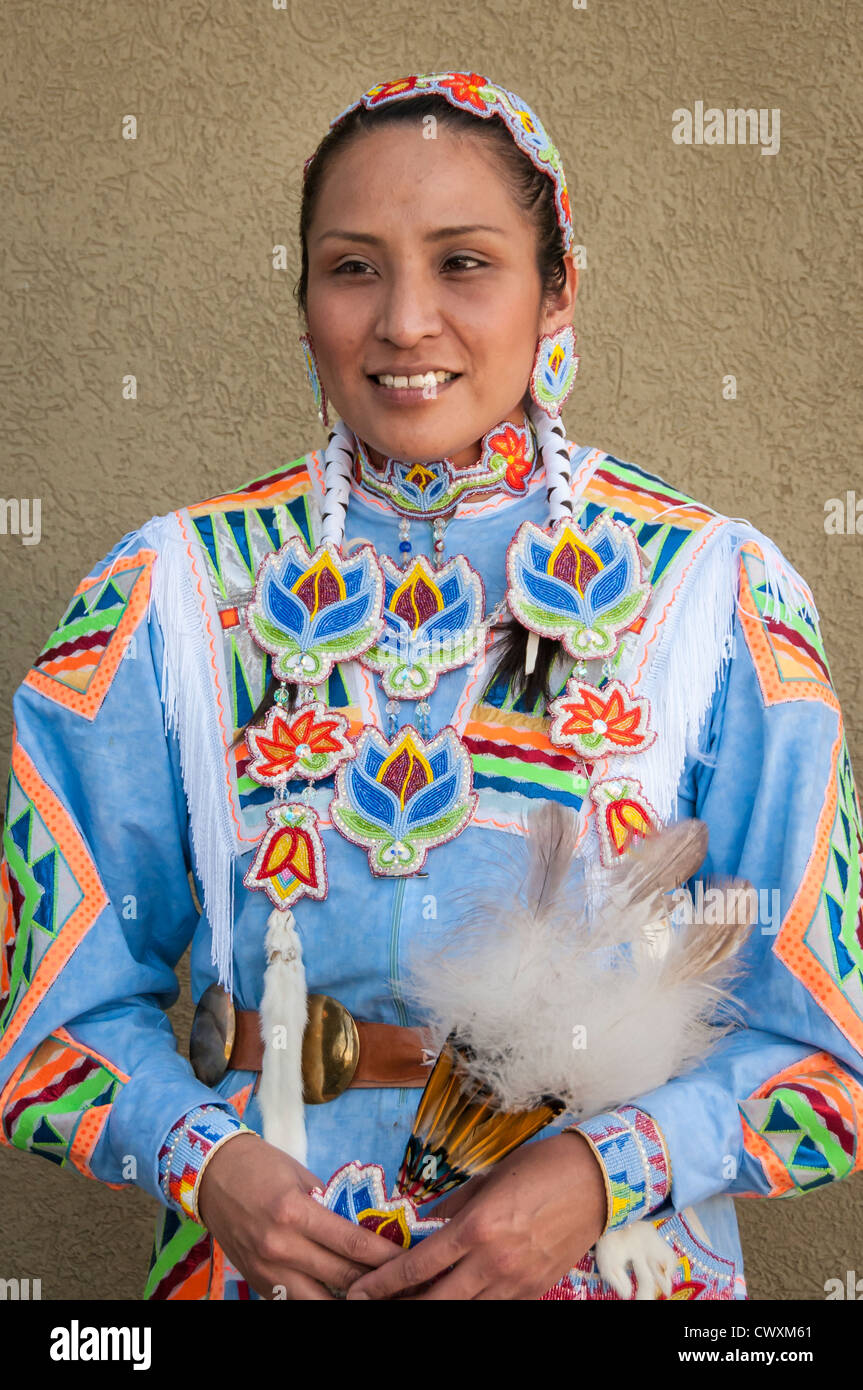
[315,224,506,245]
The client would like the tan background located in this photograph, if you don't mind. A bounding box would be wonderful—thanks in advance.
[1,0,861,1299]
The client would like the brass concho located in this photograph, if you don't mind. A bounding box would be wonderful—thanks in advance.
[189,985,359,1101]
[302,994,360,1104]
[189,982,236,1087]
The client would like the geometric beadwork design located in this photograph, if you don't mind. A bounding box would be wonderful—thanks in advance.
[542,1210,741,1300]
[737,544,833,709]
[576,457,719,587]
[734,543,863,1052]
[576,1105,670,1230]
[143,1208,213,1302]
[1,772,83,1027]
[144,1081,254,1300]
[462,701,592,814]
[787,736,863,1037]
[23,550,155,720]
[189,487,316,736]
[0,739,107,1058]
[740,1055,862,1196]
[0,1033,123,1179]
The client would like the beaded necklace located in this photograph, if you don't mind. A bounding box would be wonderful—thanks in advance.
[241,403,659,914]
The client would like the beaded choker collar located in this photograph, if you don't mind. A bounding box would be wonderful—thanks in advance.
[351,413,541,518]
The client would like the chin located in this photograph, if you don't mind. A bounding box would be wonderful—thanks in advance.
[344,404,498,466]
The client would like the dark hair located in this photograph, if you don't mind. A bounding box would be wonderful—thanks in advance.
[235,94,569,744]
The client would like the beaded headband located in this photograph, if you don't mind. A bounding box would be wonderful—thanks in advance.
[303,71,574,254]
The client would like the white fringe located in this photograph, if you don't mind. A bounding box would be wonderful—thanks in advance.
[607,518,817,825]
[258,908,308,1164]
[141,511,237,993]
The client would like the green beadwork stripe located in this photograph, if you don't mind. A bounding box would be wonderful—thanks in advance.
[472,753,590,795]
[247,456,310,487]
[40,604,127,652]
[10,1067,120,1152]
[143,1216,208,1300]
[773,1089,853,1183]
[597,458,695,506]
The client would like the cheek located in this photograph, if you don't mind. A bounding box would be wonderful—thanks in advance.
[458,291,540,376]
[307,285,367,367]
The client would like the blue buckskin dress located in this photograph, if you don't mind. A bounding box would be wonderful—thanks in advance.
[1,429,861,1300]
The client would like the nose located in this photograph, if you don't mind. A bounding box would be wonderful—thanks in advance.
[373,263,443,348]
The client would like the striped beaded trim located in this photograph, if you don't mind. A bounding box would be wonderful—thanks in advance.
[571,1104,671,1231]
[158,1104,252,1223]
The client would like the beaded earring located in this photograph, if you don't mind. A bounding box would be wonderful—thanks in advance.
[529,325,579,419]
[299,332,330,428]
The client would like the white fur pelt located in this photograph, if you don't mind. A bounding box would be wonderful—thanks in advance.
[403,804,751,1121]
[257,908,309,1164]
[595,1222,676,1300]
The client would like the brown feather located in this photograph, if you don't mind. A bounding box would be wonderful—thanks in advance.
[524,801,579,914]
[396,1036,563,1205]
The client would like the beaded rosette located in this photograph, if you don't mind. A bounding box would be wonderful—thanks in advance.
[311,1162,445,1251]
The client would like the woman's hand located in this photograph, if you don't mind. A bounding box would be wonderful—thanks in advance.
[345,1131,608,1300]
[197,1133,401,1300]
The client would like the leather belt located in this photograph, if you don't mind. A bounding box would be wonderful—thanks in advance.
[231,1007,431,1090]
[188,983,432,1101]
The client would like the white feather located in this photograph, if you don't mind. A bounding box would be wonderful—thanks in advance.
[403,808,749,1119]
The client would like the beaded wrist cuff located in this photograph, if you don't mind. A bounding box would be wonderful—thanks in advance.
[158,1104,253,1223]
[571,1105,671,1232]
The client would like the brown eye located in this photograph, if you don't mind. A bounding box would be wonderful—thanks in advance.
[444,255,484,271]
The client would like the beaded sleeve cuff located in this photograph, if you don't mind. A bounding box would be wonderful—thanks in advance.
[570,1105,671,1233]
[157,1104,253,1223]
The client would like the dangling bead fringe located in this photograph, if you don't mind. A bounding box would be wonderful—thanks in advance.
[144,512,237,993]
[598,521,819,833]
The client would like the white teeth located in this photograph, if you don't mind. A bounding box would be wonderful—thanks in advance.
[374,370,456,389]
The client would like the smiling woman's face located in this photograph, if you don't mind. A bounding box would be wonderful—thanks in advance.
[304,122,576,466]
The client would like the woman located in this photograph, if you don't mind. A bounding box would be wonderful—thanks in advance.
[1,71,860,1302]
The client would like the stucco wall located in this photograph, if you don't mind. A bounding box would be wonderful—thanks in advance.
[0,0,860,1299]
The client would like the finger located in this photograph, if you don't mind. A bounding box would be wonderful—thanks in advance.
[276,1236,371,1294]
[301,1199,404,1268]
[269,1270,335,1301]
[346,1223,465,1300]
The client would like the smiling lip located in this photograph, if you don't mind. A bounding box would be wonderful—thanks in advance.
[367,369,461,405]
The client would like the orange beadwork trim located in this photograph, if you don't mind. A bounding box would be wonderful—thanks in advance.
[737,543,835,709]
[0,736,108,1063]
[0,1031,127,1187]
[735,545,862,1049]
[739,1050,863,1197]
[582,474,716,531]
[69,1104,125,1186]
[52,1025,131,1083]
[186,466,312,518]
[23,550,156,721]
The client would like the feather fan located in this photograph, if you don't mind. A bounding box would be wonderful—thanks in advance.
[396,804,753,1203]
